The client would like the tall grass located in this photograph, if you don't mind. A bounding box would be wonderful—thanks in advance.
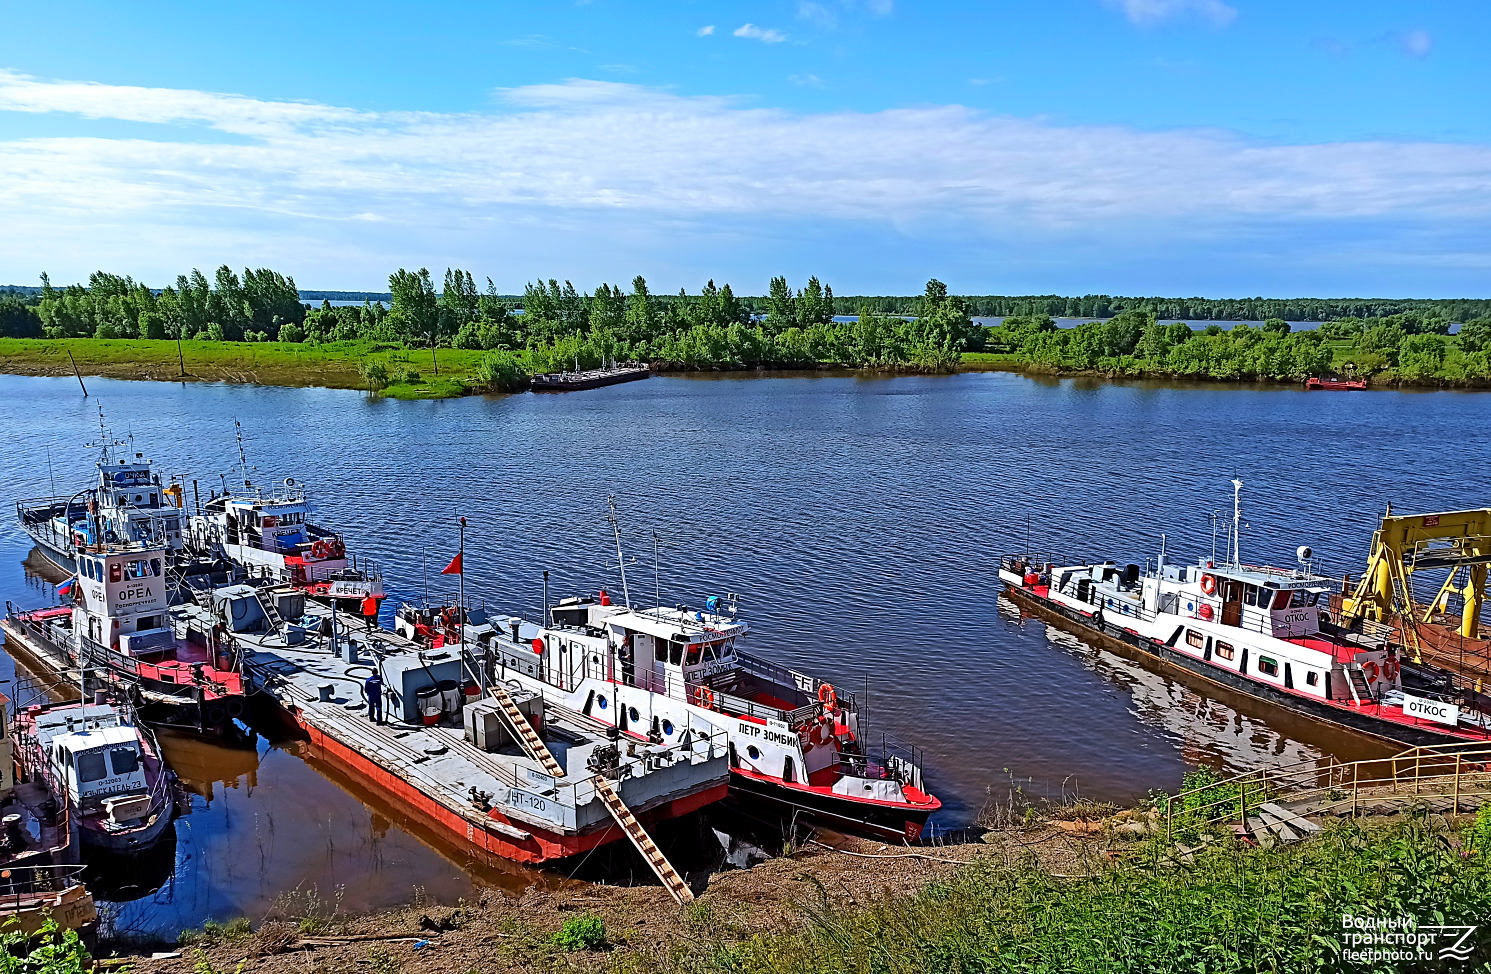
[670,817,1491,974]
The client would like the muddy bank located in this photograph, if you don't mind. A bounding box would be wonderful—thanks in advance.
[118,827,1099,974]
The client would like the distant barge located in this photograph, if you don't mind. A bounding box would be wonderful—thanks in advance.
[530,364,651,392]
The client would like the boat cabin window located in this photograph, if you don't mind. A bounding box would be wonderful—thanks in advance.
[671,642,684,666]
[76,750,108,783]
[685,644,702,666]
[654,640,667,663]
[1306,671,1319,686]
[1257,656,1279,677]
[1186,630,1205,650]
[109,746,140,775]
[1216,641,1235,661]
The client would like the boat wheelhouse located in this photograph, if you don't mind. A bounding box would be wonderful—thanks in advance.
[1000,483,1490,747]
[400,591,941,842]
[16,450,187,575]
[14,702,174,855]
[1,538,246,734]
[191,479,384,605]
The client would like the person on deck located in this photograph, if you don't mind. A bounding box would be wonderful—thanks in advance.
[365,670,383,723]
[361,592,379,631]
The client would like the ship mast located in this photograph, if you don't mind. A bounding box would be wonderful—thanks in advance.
[608,495,632,608]
[1231,478,1244,566]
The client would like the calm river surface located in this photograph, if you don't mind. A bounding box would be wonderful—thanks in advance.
[0,370,1487,937]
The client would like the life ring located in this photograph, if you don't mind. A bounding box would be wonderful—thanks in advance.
[817,683,838,711]
[1382,657,1399,681]
[1197,603,1214,621]
[330,538,345,557]
[1200,574,1217,595]
[694,686,715,709]
[1363,660,1380,682]
[311,541,327,559]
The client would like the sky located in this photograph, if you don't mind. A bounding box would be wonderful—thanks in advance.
[0,1,1487,296]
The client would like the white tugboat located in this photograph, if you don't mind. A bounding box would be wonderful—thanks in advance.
[13,700,175,855]
[999,481,1491,747]
[15,419,187,575]
[190,426,384,607]
[2,536,247,734]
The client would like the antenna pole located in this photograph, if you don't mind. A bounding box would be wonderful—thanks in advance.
[608,495,631,608]
[654,532,661,610]
[1231,479,1244,566]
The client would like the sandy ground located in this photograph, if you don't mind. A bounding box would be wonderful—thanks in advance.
[121,827,1102,974]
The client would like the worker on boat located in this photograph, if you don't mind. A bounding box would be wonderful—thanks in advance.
[361,591,379,632]
[365,669,383,723]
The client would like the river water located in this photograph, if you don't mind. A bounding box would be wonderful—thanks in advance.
[1,370,1486,938]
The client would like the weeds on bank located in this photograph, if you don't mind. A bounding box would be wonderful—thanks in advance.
[664,816,1491,974]
[0,918,91,974]
[190,950,245,974]
[177,916,252,948]
[263,884,345,935]
[551,914,607,951]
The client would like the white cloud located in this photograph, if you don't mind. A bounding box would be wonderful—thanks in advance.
[696,24,715,36]
[0,69,1488,286]
[733,24,787,44]
[788,73,824,87]
[797,2,837,29]
[1106,0,1236,27]
[1400,28,1432,58]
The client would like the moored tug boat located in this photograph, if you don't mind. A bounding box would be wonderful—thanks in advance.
[190,478,385,609]
[16,444,188,575]
[13,700,175,855]
[999,482,1491,747]
[1,537,246,734]
[0,690,97,936]
[402,590,942,842]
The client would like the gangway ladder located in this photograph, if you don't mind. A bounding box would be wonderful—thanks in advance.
[487,687,693,903]
[489,685,565,778]
[1347,665,1373,706]
[592,774,695,905]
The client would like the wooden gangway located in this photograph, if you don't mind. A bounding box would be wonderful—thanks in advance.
[487,686,693,903]
[1167,741,1491,845]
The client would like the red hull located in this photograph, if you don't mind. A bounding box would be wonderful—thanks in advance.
[274,701,726,865]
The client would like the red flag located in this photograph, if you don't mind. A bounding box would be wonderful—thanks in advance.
[441,552,463,575]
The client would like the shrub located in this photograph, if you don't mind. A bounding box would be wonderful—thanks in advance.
[551,913,606,951]
[278,322,304,343]
[474,350,529,392]
[0,917,91,973]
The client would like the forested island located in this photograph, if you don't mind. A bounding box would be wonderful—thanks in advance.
[1,266,1489,397]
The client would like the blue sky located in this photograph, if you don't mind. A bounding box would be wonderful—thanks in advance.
[1,1,1487,296]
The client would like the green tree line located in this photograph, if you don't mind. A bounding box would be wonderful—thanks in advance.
[982,309,1491,384]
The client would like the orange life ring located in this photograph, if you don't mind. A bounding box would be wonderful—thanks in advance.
[817,683,838,711]
[1363,661,1380,682]
[1200,574,1217,595]
[694,686,715,709]
[1197,603,1214,621]
[1382,657,1399,681]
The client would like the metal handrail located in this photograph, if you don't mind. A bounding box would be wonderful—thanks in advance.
[1165,741,1491,838]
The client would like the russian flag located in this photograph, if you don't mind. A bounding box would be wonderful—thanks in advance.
[56,579,74,597]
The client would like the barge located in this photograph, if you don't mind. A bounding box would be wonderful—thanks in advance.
[1000,483,1491,748]
[182,583,728,897]
[530,364,651,392]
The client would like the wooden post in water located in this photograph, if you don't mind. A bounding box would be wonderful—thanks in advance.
[66,350,87,397]
[177,338,186,377]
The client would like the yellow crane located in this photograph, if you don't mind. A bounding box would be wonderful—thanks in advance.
[1339,505,1491,641]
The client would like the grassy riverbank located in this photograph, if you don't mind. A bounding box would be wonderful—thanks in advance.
[54,801,1488,974]
[0,338,492,399]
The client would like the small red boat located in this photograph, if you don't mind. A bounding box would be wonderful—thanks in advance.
[1305,377,1366,391]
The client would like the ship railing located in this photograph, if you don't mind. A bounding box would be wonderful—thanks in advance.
[74,634,211,705]
[10,725,74,848]
[838,733,927,792]
[1000,553,1069,576]
[1162,740,1491,840]
[0,864,89,908]
[733,650,859,714]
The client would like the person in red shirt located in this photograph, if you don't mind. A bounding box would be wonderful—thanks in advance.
[361,592,379,631]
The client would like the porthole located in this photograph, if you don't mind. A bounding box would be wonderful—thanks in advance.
[628,706,640,723]
[598,697,608,710]
[661,719,674,736]
[746,745,761,761]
